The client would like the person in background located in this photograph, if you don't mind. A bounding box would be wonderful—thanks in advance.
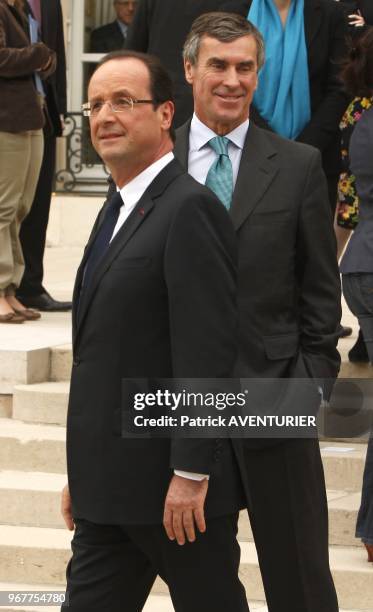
[16,0,70,312]
[338,26,373,563]
[337,1,373,34]
[335,33,373,362]
[0,0,55,323]
[222,0,349,214]
[125,0,230,127]
[90,0,138,53]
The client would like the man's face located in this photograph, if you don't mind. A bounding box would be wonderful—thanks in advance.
[184,35,259,134]
[114,1,137,25]
[88,58,172,171]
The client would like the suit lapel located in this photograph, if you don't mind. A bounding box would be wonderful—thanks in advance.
[73,159,184,347]
[71,189,114,334]
[74,196,154,343]
[175,120,279,231]
[230,123,279,230]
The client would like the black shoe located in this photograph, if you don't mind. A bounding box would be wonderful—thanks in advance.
[17,291,72,312]
[338,325,353,338]
[348,330,369,363]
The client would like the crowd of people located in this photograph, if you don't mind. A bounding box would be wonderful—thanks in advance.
[1,0,373,609]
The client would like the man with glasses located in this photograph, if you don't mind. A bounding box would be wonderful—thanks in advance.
[91,0,138,53]
[60,50,248,611]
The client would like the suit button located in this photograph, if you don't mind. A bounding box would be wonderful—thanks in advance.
[73,358,81,367]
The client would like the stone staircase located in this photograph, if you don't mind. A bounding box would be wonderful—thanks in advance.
[0,336,372,611]
[0,210,372,611]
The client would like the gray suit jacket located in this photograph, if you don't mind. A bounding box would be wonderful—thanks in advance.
[340,106,373,274]
[175,120,341,385]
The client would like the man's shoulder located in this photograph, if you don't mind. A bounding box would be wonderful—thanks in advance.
[255,123,320,161]
[162,160,231,219]
[91,21,119,39]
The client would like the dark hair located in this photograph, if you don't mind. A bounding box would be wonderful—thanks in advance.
[93,50,175,141]
[183,12,265,70]
[340,26,373,97]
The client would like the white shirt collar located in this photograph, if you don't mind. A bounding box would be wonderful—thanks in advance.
[117,152,174,208]
[190,113,249,152]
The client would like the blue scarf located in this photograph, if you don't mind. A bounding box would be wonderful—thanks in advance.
[248,0,311,140]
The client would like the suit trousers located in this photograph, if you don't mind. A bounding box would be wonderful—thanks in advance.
[0,129,44,296]
[62,513,249,612]
[244,438,338,612]
[18,129,56,296]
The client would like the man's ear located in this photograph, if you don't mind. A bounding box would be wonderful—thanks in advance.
[184,59,194,85]
[159,100,174,132]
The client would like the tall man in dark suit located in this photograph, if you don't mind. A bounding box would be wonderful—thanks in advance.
[60,50,248,611]
[91,0,138,53]
[174,13,341,612]
[17,0,71,312]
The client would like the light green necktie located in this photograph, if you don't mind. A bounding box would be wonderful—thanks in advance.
[205,136,233,210]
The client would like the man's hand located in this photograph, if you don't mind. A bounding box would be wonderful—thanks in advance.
[163,475,208,545]
[61,484,74,531]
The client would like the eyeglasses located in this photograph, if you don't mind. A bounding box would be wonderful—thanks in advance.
[82,97,155,117]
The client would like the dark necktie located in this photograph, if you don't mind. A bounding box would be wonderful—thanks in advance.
[81,192,123,296]
[28,0,42,25]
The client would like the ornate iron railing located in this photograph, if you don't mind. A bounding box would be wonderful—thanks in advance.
[54,112,109,195]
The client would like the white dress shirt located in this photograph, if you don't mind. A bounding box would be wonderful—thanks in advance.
[111,151,207,482]
[112,152,174,240]
[188,113,250,187]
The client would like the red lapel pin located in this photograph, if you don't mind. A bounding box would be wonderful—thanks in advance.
[139,208,145,216]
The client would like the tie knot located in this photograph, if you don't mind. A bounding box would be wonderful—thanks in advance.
[209,136,230,157]
[108,192,123,213]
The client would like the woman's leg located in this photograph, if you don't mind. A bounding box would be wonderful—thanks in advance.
[9,129,44,298]
[0,131,31,313]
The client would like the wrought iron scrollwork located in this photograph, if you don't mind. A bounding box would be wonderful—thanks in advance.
[54,112,109,194]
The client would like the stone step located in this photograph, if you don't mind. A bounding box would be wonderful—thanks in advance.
[50,346,72,382]
[47,342,373,384]
[238,489,362,548]
[0,419,66,474]
[320,443,367,492]
[0,469,361,548]
[0,350,50,395]
[13,383,69,426]
[0,472,66,528]
[0,471,361,548]
[0,395,12,419]
[0,526,371,610]
[0,418,366,486]
[0,313,71,393]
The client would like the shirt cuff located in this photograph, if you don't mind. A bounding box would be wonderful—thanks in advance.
[174,470,210,481]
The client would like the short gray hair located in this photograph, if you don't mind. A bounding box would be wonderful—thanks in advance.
[183,12,265,70]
